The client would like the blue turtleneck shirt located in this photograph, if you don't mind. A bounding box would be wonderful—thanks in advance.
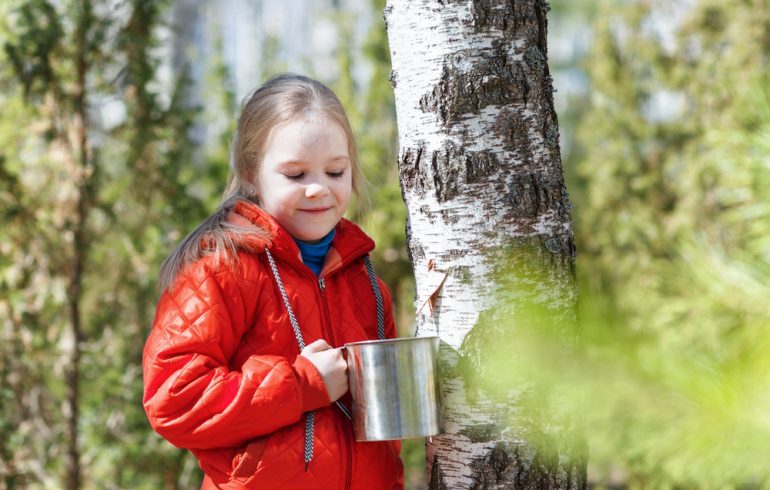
[294,229,335,276]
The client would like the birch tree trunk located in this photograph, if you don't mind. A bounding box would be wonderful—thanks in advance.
[384,1,586,488]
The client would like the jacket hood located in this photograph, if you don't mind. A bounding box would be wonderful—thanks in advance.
[228,199,375,277]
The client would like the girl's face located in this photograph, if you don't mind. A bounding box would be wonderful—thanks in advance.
[257,114,352,243]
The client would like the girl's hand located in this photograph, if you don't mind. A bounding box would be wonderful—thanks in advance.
[301,339,348,402]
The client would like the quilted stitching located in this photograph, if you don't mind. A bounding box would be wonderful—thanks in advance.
[143,201,403,488]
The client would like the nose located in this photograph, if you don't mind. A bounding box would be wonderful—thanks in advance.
[305,182,329,199]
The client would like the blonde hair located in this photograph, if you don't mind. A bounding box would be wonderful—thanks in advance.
[158,73,363,291]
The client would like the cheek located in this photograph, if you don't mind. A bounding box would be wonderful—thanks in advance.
[259,176,295,207]
[258,192,281,217]
[336,181,352,207]
[264,189,293,212]
[342,173,353,200]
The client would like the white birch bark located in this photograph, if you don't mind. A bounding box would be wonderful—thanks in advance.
[385,1,585,488]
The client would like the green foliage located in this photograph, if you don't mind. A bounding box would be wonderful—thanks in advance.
[468,237,770,488]
[0,0,208,487]
[3,0,64,101]
[0,0,414,486]
[560,0,770,486]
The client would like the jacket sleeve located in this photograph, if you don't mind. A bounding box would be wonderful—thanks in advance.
[142,256,330,450]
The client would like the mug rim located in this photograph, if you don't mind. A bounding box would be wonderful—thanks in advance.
[343,335,439,348]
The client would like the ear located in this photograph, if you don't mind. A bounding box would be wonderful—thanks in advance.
[243,178,258,198]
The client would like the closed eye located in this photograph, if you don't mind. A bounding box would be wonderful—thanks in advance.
[327,170,345,178]
[285,173,304,180]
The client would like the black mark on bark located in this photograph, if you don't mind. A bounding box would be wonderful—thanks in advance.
[467,441,586,490]
[494,106,534,163]
[431,145,462,202]
[460,423,501,443]
[420,49,530,127]
[466,150,499,184]
[506,172,553,218]
[428,454,449,490]
[399,144,429,198]
[410,238,425,263]
[469,443,517,489]
[544,115,560,149]
[400,140,503,203]
[525,45,546,74]
[469,0,539,33]
[535,0,551,56]
[382,4,393,29]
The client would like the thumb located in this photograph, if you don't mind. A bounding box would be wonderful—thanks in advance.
[302,339,331,355]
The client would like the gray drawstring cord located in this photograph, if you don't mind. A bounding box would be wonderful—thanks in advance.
[264,248,385,471]
[264,247,306,351]
[362,254,385,341]
[264,248,314,469]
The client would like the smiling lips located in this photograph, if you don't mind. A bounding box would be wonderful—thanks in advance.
[300,207,331,214]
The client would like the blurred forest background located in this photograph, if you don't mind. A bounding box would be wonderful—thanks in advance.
[1,0,768,488]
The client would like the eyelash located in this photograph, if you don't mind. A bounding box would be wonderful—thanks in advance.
[286,171,345,180]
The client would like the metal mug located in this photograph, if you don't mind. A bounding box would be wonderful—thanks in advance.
[342,336,444,441]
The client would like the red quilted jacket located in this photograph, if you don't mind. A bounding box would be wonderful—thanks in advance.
[143,200,404,489]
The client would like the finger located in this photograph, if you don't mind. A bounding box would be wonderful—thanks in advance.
[302,339,331,354]
[336,346,348,361]
[329,352,348,374]
[321,347,344,363]
[335,350,348,370]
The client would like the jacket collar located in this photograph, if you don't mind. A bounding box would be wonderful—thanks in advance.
[229,200,375,277]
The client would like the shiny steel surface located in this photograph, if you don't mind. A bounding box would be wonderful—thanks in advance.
[344,336,444,441]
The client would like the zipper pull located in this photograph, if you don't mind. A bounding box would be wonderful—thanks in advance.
[319,277,325,291]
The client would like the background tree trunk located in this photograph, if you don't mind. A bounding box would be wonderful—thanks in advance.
[384,0,585,488]
[68,2,93,488]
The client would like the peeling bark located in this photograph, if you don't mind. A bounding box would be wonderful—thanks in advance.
[385,0,585,488]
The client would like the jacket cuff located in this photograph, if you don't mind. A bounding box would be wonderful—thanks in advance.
[292,355,331,412]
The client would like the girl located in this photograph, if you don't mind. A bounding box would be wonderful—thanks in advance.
[142,73,404,489]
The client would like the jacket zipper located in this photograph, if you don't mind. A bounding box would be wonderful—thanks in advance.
[318,277,352,490]
[318,277,336,345]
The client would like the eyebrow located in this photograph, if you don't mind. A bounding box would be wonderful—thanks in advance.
[277,156,350,167]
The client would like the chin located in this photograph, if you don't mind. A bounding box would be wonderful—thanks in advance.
[296,230,327,243]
